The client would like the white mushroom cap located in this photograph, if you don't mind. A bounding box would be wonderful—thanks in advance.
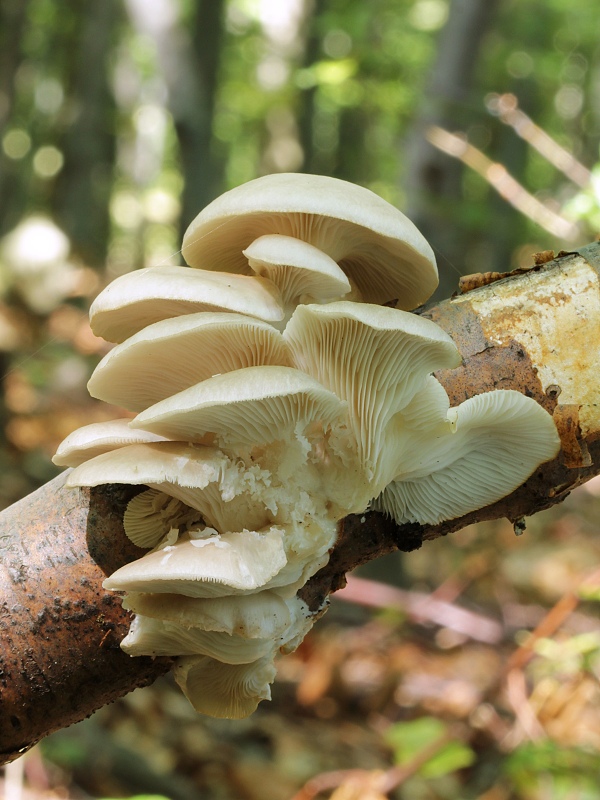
[88,312,292,412]
[130,365,346,450]
[174,654,277,719]
[66,443,272,535]
[102,527,288,597]
[373,388,561,525]
[122,590,292,638]
[66,441,229,492]
[52,419,168,468]
[120,614,273,663]
[284,301,462,505]
[243,234,352,315]
[182,173,438,309]
[89,265,284,343]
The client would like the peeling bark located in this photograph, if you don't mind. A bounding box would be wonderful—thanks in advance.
[2,244,600,763]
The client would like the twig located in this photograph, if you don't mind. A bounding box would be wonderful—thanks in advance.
[337,575,503,644]
[426,125,579,240]
[289,730,455,800]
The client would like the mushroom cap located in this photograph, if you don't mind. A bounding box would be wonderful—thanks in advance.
[130,364,346,449]
[66,441,229,491]
[284,301,461,502]
[122,590,292,638]
[374,388,561,525]
[88,311,292,412]
[243,234,351,307]
[66,443,272,534]
[102,527,288,597]
[174,654,277,719]
[52,418,167,468]
[120,614,273,663]
[182,173,438,309]
[89,265,284,343]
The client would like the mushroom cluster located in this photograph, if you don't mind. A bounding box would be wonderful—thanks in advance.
[54,173,560,718]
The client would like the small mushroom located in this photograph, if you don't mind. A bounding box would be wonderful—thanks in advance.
[123,489,202,549]
[182,173,438,310]
[52,418,168,468]
[89,265,284,343]
[242,234,351,324]
[174,654,277,719]
[88,312,292,412]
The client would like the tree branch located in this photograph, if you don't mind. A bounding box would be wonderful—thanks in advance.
[2,244,599,763]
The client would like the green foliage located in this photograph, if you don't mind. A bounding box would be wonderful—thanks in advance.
[506,740,600,799]
[384,717,475,778]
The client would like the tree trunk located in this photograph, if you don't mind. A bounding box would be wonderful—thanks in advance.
[403,0,501,298]
[54,0,120,266]
[2,243,600,764]
[167,0,227,232]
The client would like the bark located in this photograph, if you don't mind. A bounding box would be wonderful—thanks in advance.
[2,243,600,763]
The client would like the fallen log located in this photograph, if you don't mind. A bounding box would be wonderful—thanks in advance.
[2,243,600,763]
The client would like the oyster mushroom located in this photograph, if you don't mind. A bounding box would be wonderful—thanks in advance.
[55,173,562,722]
[120,614,274,662]
[103,528,289,597]
[373,386,561,524]
[242,234,352,325]
[174,654,277,719]
[284,301,462,508]
[182,173,438,310]
[129,364,346,452]
[87,312,292,412]
[66,443,272,538]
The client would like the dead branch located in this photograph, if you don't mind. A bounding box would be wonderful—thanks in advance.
[2,244,600,763]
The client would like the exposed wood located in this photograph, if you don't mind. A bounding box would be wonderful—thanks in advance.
[2,243,600,763]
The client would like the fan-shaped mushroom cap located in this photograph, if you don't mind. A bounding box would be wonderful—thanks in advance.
[284,302,462,504]
[174,654,277,719]
[374,388,561,525]
[88,312,292,412]
[89,265,284,343]
[52,418,167,468]
[182,173,438,309]
[130,365,346,450]
[67,444,272,534]
[120,614,273,662]
[243,234,351,314]
[103,527,288,597]
[122,590,292,638]
[66,441,228,491]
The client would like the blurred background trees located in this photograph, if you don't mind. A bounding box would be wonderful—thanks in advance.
[2,1,600,797]
[1,0,600,502]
